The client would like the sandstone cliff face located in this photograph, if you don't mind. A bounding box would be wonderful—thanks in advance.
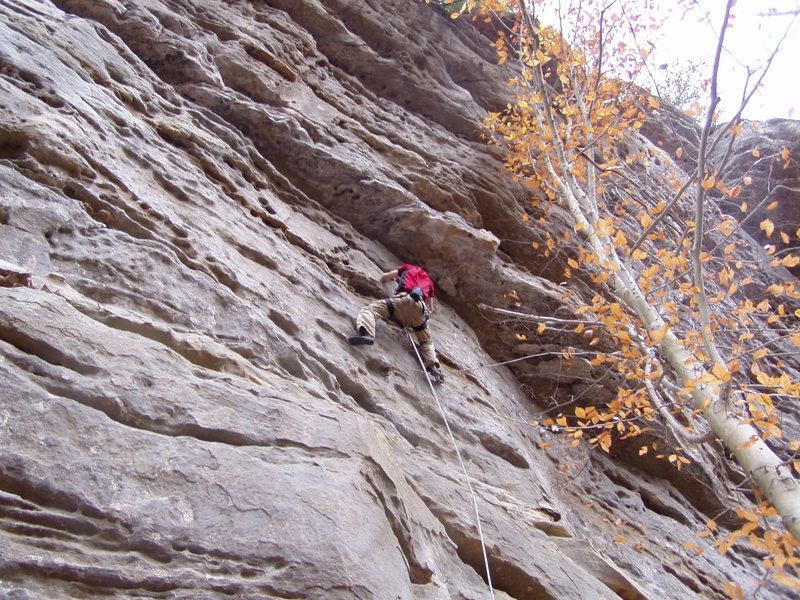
[711,119,800,275]
[0,1,792,599]
[642,108,800,276]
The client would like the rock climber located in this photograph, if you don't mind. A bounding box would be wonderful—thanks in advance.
[348,264,445,385]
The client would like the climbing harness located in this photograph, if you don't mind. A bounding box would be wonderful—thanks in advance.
[405,329,496,600]
[386,295,429,331]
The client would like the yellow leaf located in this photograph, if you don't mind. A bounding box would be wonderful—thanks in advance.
[516,333,527,340]
[774,572,800,590]
[676,147,684,158]
[782,254,800,267]
[697,530,712,537]
[725,581,744,599]
[613,537,626,543]
[753,349,768,360]
[712,362,731,382]
[738,435,759,450]
[650,323,669,343]
[752,149,761,158]
[736,508,759,522]
[756,371,773,386]
[719,219,736,237]
[537,323,546,334]
[760,219,775,237]
[767,201,779,210]
[768,283,784,296]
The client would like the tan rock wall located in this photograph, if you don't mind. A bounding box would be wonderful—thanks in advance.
[0,1,788,598]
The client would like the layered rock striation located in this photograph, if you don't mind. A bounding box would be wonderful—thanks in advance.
[0,1,795,599]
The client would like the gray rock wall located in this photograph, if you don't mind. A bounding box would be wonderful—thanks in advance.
[0,1,788,598]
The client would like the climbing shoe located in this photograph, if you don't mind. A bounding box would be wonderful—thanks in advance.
[348,335,375,346]
[427,367,445,385]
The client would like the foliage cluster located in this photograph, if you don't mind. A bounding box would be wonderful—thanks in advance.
[434,0,800,594]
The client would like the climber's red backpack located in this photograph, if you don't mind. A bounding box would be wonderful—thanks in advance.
[395,264,435,299]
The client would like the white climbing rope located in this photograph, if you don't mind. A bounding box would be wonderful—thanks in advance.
[405,330,496,600]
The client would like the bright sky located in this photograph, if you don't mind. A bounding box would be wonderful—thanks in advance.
[535,0,800,121]
[654,0,800,121]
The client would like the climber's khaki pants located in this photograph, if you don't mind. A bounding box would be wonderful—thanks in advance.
[356,294,438,368]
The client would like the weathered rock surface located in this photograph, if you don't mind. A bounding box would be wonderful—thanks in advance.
[0,1,793,599]
[711,119,800,274]
[642,108,800,275]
